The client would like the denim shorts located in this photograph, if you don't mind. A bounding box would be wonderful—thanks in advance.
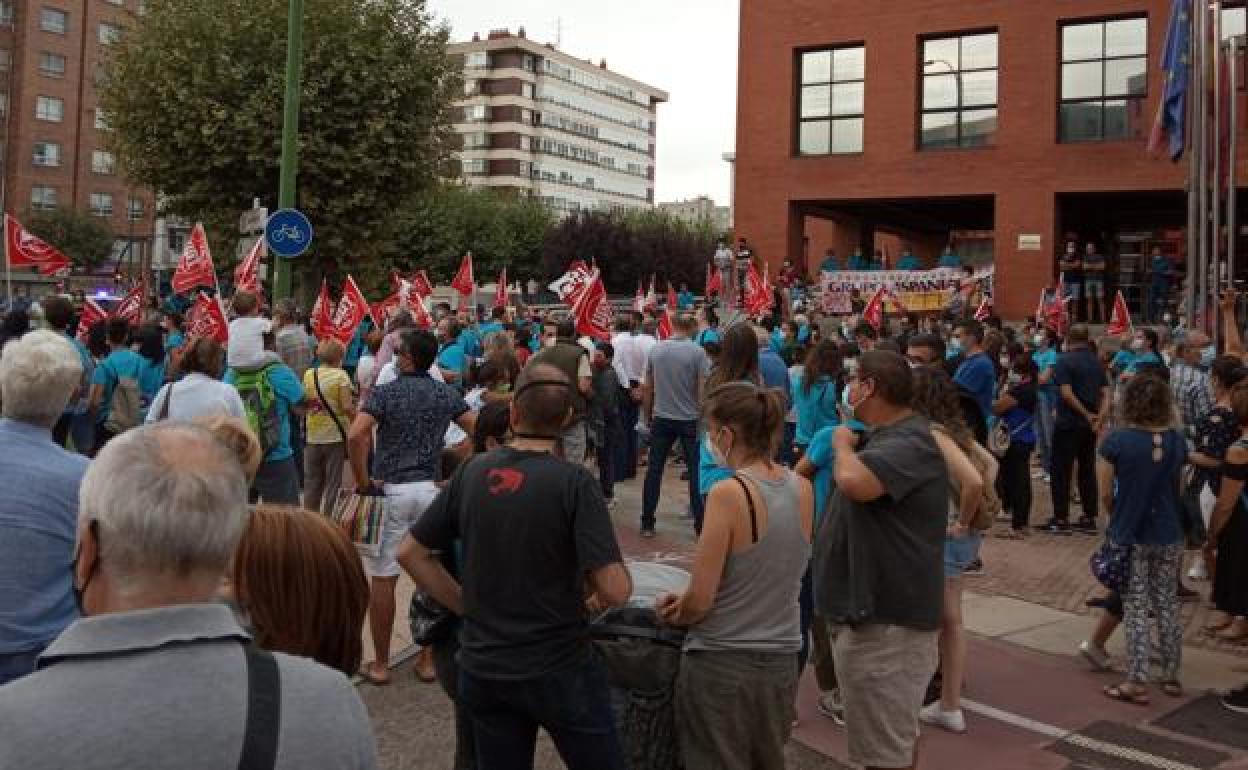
[944,532,983,578]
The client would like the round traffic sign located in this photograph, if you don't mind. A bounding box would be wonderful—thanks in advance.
[265,209,313,258]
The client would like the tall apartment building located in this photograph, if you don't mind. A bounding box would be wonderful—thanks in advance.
[658,195,731,233]
[448,28,668,215]
[735,0,1248,318]
[0,0,155,271]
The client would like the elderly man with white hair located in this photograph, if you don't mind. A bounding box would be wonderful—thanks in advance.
[0,423,378,769]
[0,330,88,685]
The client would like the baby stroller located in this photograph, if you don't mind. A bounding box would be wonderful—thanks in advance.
[592,562,690,770]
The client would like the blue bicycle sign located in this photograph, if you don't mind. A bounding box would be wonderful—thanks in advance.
[265,209,313,258]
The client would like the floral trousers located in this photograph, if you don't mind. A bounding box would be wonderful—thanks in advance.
[1123,543,1184,683]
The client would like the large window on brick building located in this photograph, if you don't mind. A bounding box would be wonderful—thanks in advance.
[797,45,864,156]
[920,32,998,149]
[1059,17,1147,143]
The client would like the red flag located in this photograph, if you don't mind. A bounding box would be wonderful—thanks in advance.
[973,296,992,322]
[451,253,475,296]
[310,279,334,340]
[371,294,399,327]
[1107,290,1133,336]
[570,269,612,341]
[171,223,216,294]
[76,298,107,343]
[549,261,595,307]
[633,282,645,314]
[328,276,369,345]
[1045,275,1071,335]
[494,267,508,310]
[657,310,673,340]
[114,284,145,325]
[862,286,886,331]
[185,292,228,343]
[234,238,264,296]
[705,263,722,296]
[744,262,772,317]
[4,214,70,276]
[667,283,679,312]
[1035,288,1047,324]
[410,270,434,299]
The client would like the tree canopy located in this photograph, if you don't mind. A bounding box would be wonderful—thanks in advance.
[23,207,115,269]
[99,0,460,289]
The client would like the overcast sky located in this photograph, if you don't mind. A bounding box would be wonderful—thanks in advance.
[426,0,739,206]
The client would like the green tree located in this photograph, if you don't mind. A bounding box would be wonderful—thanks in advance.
[99,0,460,291]
[22,207,115,269]
[383,184,552,294]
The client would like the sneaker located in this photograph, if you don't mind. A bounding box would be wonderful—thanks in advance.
[1222,683,1248,714]
[1078,640,1112,671]
[919,701,967,733]
[1043,519,1073,536]
[1042,472,1051,483]
[640,527,657,539]
[1072,518,1099,535]
[604,497,617,509]
[816,690,845,726]
[963,558,985,576]
[1188,561,1209,581]
[1031,468,1046,479]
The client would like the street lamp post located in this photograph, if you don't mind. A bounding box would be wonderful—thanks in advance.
[273,0,304,302]
[924,59,962,145]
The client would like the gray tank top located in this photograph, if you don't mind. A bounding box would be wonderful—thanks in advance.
[684,469,812,654]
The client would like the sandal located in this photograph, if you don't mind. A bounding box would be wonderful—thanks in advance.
[359,666,391,687]
[997,528,1026,540]
[1160,681,1184,698]
[1217,626,1248,643]
[1103,683,1150,706]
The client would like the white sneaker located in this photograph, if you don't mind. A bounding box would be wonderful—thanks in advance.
[1078,640,1112,671]
[1031,469,1046,479]
[1188,561,1209,581]
[919,701,966,733]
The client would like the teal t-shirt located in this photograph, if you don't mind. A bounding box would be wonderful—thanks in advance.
[896,255,921,270]
[91,350,165,424]
[792,376,840,446]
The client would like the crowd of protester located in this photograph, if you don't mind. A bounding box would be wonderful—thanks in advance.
[0,278,1246,770]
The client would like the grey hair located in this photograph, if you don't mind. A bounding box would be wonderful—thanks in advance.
[79,423,249,588]
[0,329,82,427]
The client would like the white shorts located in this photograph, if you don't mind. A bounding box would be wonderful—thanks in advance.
[362,480,439,578]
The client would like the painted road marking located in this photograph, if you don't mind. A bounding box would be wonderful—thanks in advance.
[962,699,1207,770]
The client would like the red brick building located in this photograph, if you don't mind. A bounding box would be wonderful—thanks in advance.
[0,0,155,270]
[734,0,1247,318]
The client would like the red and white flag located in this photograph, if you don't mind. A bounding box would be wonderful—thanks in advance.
[310,279,334,340]
[4,214,70,276]
[1045,275,1071,335]
[548,260,594,307]
[632,282,645,314]
[744,262,771,317]
[494,267,508,310]
[234,238,264,296]
[451,253,475,296]
[705,263,722,296]
[644,275,658,313]
[666,283,678,312]
[657,310,672,340]
[76,298,107,343]
[185,292,229,343]
[328,275,369,345]
[973,296,993,322]
[571,268,613,341]
[114,284,145,325]
[410,270,434,299]
[1107,290,1133,336]
[172,223,216,294]
[862,286,887,331]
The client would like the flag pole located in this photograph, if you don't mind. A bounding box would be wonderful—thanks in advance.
[3,215,11,305]
[1187,0,1200,330]
[1230,34,1240,297]
[1198,0,1210,332]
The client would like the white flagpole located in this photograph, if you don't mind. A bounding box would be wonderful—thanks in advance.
[1230,35,1240,294]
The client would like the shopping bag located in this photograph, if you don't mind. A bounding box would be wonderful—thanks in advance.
[330,488,387,558]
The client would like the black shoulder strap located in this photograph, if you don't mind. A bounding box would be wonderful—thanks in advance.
[731,475,759,544]
[238,643,282,770]
[313,367,349,445]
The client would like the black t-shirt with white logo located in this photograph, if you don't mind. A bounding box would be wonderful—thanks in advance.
[411,447,623,680]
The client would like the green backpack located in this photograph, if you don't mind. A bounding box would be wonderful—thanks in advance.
[234,365,281,456]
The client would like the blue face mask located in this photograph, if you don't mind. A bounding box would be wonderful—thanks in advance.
[948,337,964,355]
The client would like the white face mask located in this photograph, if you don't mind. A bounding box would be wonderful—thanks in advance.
[1131,338,1147,352]
[1033,334,1047,347]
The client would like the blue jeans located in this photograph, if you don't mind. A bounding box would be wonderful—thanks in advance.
[1035,390,1056,473]
[0,646,44,686]
[641,417,702,531]
[459,657,625,770]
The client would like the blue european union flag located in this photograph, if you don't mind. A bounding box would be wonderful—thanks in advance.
[1152,0,1192,161]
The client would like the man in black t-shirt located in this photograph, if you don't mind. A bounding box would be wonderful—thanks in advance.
[1047,324,1109,535]
[399,363,632,770]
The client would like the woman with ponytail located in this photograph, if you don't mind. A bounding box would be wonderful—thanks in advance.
[659,381,813,770]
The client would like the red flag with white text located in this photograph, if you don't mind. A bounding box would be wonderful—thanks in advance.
[76,299,107,343]
[329,275,369,345]
[1107,290,1133,336]
[862,286,887,331]
[451,253,475,296]
[744,262,771,317]
[644,275,658,312]
[633,282,645,314]
[548,260,594,307]
[569,268,612,341]
[494,267,508,310]
[310,279,334,340]
[705,263,722,296]
[4,214,70,276]
[657,310,672,340]
[234,238,264,297]
[973,296,992,322]
[411,270,434,299]
[186,292,229,343]
[114,284,145,325]
[667,283,678,313]
[171,223,216,294]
